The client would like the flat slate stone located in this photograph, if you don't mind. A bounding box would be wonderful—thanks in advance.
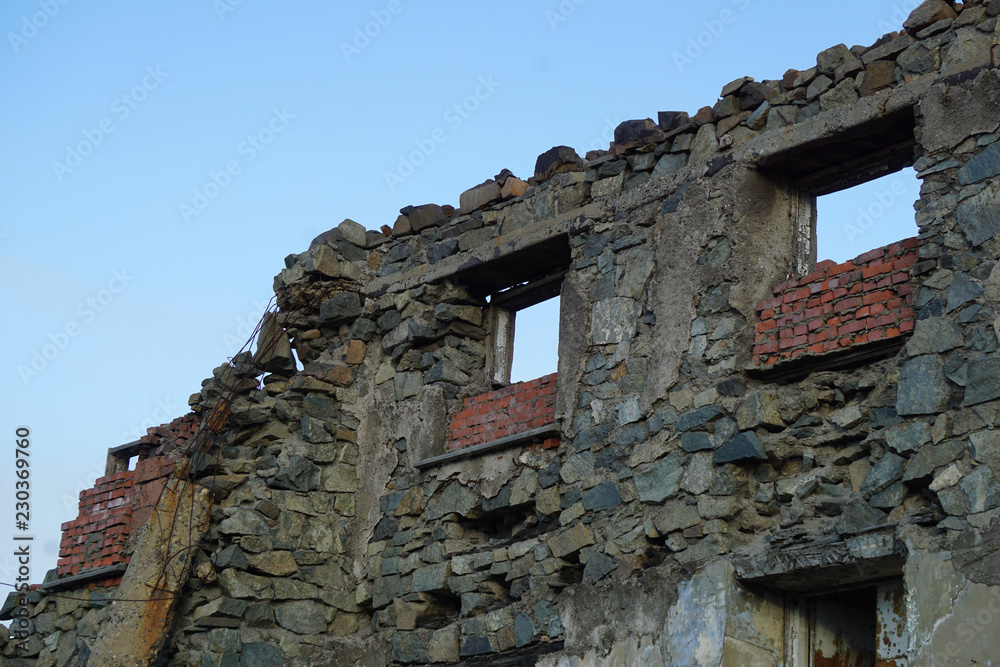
[514,612,536,647]
[964,356,1000,406]
[958,142,1000,185]
[460,635,493,657]
[582,482,623,511]
[861,453,906,496]
[897,356,951,415]
[713,431,767,464]
[961,465,1000,513]
[681,432,714,452]
[836,498,887,535]
[241,643,283,667]
[634,455,683,504]
[677,405,724,432]
[957,183,1000,246]
[583,552,617,583]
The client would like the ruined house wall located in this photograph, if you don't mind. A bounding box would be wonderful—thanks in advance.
[5,2,1000,666]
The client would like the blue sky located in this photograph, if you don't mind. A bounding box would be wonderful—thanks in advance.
[0,0,922,581]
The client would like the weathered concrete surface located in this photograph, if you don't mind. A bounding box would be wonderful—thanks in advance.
[87,469,211,667]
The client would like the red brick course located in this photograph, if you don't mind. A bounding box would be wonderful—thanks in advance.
[752,238,918,368]
[447,373,558,451]
[55,413,197,585]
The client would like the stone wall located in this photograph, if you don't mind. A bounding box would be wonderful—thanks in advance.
[5,1,1000,665]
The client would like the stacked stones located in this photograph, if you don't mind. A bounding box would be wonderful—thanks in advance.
[8,1,1000,664]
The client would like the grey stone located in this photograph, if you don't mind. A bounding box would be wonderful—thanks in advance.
[861,453,907,496]
[903,0,958,31]
[408,204,447,231]
[425,360,470,385]
[337,218,368,248]
[961,466,1000,513]
[959,142,1000,185]
[393,372,423,401]
[300,416,332,443]
[634,454,683,504]
[270,455,320,492]
[582,482,623,511]
[904,440,967,485]
[392,632,429,664]
[460,635,493,657]
[514,612,535,647]
[424,482,479,520]
[677,405,724,432]
[319,292,362,326]
[583,552,617,583]
[946,274,984,313]
[736,392,785,431]
[806,74,834,99]
[548,523,595,558]
[816,43,853,75]
[592,298,640,344]
[459,180,501,214]
[970,430,1000,468]
[614,118,668,146]
[965,357,1000,406]
[215,545,250,570]
[714,432,767,464]
[412,563,450,593]
[908,317,964,354]
[220,508,269,536]
[681,432,713,452]
[651,153,687,179]
[957,183,1000,246]
[241,643,283,667]
[534,145,584,181]
[897,356,952,415]
[885,422,931,454]
[835,499,887,535]
[870,481,908,509]
[561,452,596,484]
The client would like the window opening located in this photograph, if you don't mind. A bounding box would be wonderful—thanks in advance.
[817,168,921,264]
[508,296,560,384]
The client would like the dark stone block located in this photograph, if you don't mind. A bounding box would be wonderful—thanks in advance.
[681,432,714,452]
[583,482,623,511]
[460,635,493,657]
[965,357,1000,406]
[583,552,617,583]
[677,405,724,432]
[514,612,536,647]
[241,643,283,667]
[319,292,362,326]
[714,432,767,464]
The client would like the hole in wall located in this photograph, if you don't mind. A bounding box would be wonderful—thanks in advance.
[816,167,920,264]
[509,296,560,383]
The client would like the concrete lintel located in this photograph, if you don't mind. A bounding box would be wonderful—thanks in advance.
[39,564,129,593]
[368,204,601,297]
[414,422,561,470]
